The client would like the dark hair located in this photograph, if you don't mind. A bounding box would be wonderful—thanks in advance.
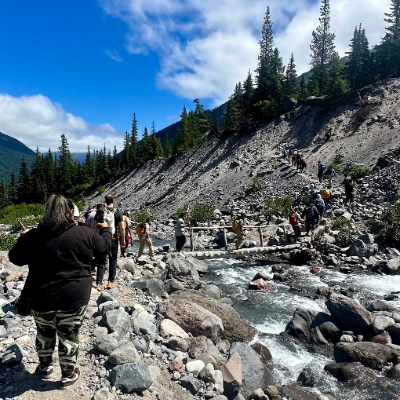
[241,213,246,218]
[145,218,151,223]
[179,213,185,218]
[327,185,331,189]
[105,194,114,205]
[41,194,74,231]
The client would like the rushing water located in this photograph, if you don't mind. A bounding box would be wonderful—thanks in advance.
[205,258,400,400]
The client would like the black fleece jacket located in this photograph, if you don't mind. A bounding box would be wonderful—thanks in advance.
[9,222,112,312]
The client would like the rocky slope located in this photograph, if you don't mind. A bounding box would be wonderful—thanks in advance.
[89,78,400,218]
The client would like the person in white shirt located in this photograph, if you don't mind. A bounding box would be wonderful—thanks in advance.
[175,213,190,252]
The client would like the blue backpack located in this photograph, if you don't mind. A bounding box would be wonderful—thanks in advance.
[305,208,314,218]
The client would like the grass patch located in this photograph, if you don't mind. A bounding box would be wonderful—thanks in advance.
[0,203,44,228]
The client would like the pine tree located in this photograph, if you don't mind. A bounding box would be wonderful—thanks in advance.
[164,133,172,158]
[44,149,55,197]
[17,155,31,203]
[174,107,189,153]
[122,131,130,169]
[31,147,47,202]
[56,135,74,195]
[242,71,254,116]
[346,24,371,90]
[8,172,17,204]
[0,179,9,209]
[140,127,150,161]
[299,76,308,99]
[326,52,345,95]
[111,146,120,175]
[130,113,139,164]
[193,99,209,143]
[84,145,94,182]
[284,53,298,99]
[310,0,337,95]
[223,93,241,135]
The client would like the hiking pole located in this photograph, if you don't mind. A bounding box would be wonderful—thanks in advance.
[186,203,194,252]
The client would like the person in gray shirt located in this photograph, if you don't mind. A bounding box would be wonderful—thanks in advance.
[176,213,190,252]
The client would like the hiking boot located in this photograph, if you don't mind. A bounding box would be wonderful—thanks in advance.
[106,282,116,289]
[38,364,53,379]
[96,285,104,291]
[61,368,80,387]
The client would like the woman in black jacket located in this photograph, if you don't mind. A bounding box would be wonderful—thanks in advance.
[9,195,111,387]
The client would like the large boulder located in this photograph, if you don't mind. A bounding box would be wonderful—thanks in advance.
[334,342,398,370]
[349,239,377,258]
[285,308,341,345]
[186,257,208,274]
[108,363,152,393]
[132,317,156,339]
[166,258,202,289]
[133,276,165,297]
[168,290,256,342]
[220,352,242,399]
[104,309,131,339]
[324,362,377,382]
[326,293,375,335]
[229,342,274,398]
[281,385,318,400]
[160,319,189,338]
[160,299,224,341]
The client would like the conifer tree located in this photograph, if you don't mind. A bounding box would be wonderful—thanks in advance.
[44,149,55,197]
[56,135,74,195]
[193,99,209,143]
[122,131,130,169]
[174,107,189,153]
[242,71,254,117]
[112,146,120,175]
[140,127,150,161]
[164,134,172,158]
[0,179,9,209]
[326,52,345,95]
[310,0,337,94]
[284,53,298,99]
[8,172,17,204]
[17,155,32,203]
[299,76,308,99]
[130,113,139,164]
[84,145,94,182]
[223,93,241,135]
[31,148,47,202]
[346,24,371,91]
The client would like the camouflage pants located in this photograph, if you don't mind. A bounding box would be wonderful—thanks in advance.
[32,305,87,377]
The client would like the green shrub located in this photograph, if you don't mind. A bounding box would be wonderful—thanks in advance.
[346,164,372,180]
[331,152,344,171]
[0,232,17,251]
[75,201,85,212]
[247,176,262,193]
[331,217,357,246]
[264,196,294,218]
[97,186,105,194]
[190,203,215,226]
[331,217,351,230]
[380,202,400,245]
[130,208,157,223]
[0,203,45,227]
[273,161,280,170]
[177,203,189,220]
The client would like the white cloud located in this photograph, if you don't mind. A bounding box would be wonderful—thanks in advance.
[100,0,390,105]
[105,49,123,62]
[0,93,123,153]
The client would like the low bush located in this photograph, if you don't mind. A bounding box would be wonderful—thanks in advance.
[331,217,357,246]
[0,203,45,227]
[331,216,351,230]
[0,232,17,251]
[264,196,294,218]
[380,202,400,245]
[331,152,344,171]
[190,203,215,226]
[130,208,157,224]
[97,186,105,194]
[247,176,262,193]
[346,164,372,180]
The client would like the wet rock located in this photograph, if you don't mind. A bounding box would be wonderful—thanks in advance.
[252,271,271,281]
[367,300,396,312]
[133,276,165,297]
[290,249,315,264]
[251,342,272,364]
[385,258,400,275]
[104,309,131,339]
[160,298,223,341]
[285,308,341,345]
[281,385,318,400]
[297,366,318,387]
[168,290,256,342]
[160,319,189,338]
[248,279,270,291]
[326,293,375,335]
[1,344,23,366]
[180,375,202,394]
[334,342,398,370]
[324,362,377,382]
[108,362,152,393]
[229,342,274,398]
[108,341,141,365]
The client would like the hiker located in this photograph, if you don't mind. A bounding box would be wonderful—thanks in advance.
[235,213,246,250]
[321,185,332,207]
[300,155,307,172]
[296,151,302,170]
[9,195,111,387]
[325,127,332,142]
[138,217,155,260]
[96,194,123,291]
[118,211,132,257]
[288,149,293,163]
[324,165,336,186]
[317,161,326,183]
[314,194,327,218]
[175,212,190,252]
[289,208,302,239]
[292,150,297,167]
[301,203,320,235]
[344,176,355,206]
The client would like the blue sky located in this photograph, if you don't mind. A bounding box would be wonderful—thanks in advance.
[0,0,388,152]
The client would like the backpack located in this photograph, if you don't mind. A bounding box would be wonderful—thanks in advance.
[136,223,145,237]
[300,157,306,164]
[321,189,330,199]
[289,149,293,155]
[319,163,326,171]
[289,213,297,225]
[232,219,240,233]
[104,208,116,236]
[305,207,314,218]
[118,216,128,233]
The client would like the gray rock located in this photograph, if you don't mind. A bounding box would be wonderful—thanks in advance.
[94,335,120,356]
[186,257,208,274]
[204,284,221,300]
[367,300,396,312]
[104,309,130,339]
[108,362,152,393]
[372,316,394,334]
[326,293,375,335]
[0,325,7,337]
[251,343,272,364]
[91,388,116,400]
[282,385,318,400]
[164,279,185,294]
[99,301,120,316]
[132,317,156,339]
[167,258,202,289]
[229,342,274,398]
[97,292,115,306]
[180,375,202,394]
[108,341,141,365]
[1,344,23,366]
[324,362,377,383]
[133,276,165,297]
[358,233,375,244]
[349,239,377,258]
[297,366,318,387]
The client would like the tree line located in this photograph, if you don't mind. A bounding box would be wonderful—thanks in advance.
[223,0,400,134]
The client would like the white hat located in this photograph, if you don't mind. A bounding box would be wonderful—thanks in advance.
[73,204,80,218]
